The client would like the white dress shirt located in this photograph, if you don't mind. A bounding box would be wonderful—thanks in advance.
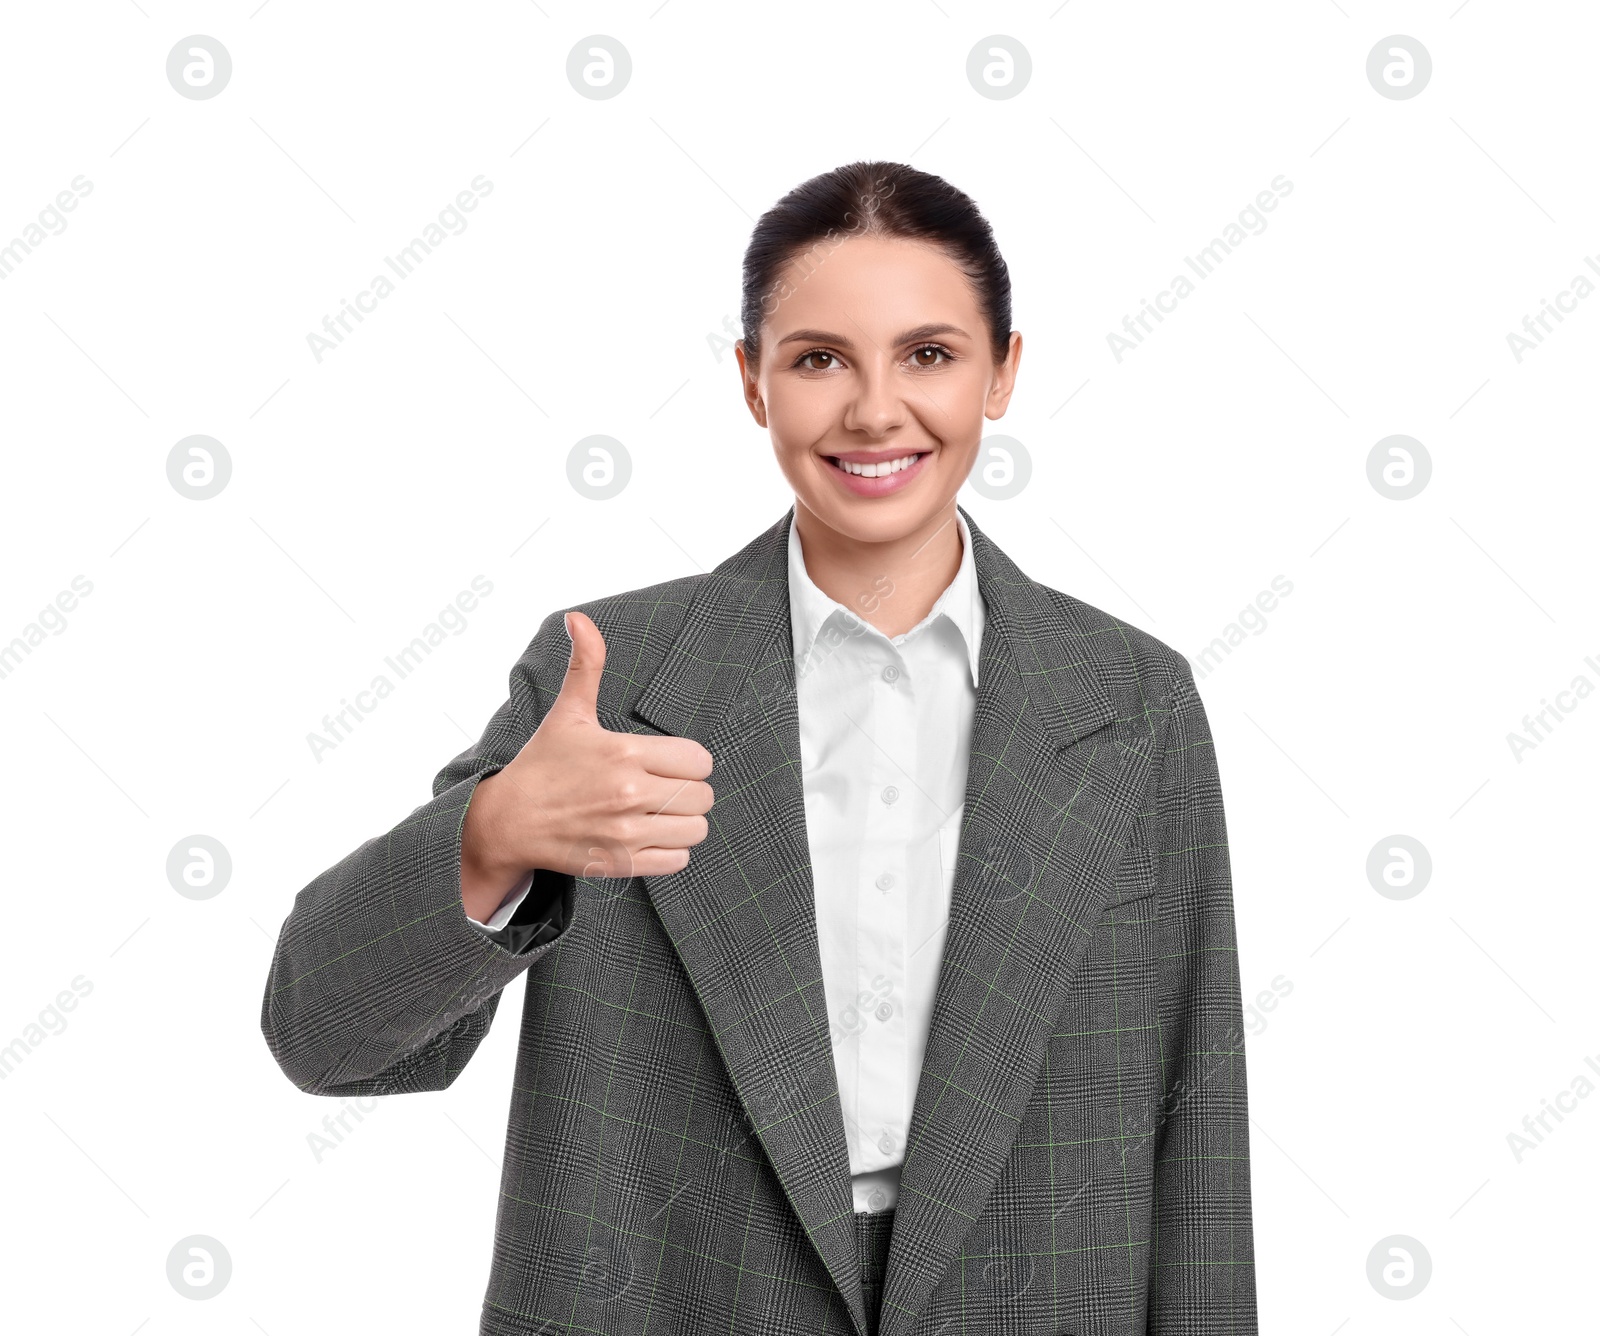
[470,510,984,1215]
[787,509,983,1213]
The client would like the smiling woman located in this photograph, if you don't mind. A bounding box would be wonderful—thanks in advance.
[734,164,1021,628]
[262,159,1258,1336]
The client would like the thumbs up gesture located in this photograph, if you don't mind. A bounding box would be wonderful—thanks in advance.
[461,611,715,910]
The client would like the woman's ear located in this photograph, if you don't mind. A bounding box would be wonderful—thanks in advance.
[734,341,769,427]
[984,330,1023,420]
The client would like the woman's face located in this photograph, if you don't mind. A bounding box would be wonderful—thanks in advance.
[736,232,1021,547]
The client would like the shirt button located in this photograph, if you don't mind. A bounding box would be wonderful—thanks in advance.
[875,1001,893,1022]
[875,872,895,891]
[881,664,900,683]
[867,1188,888,1210]
[878,1131,896,1155]
[881,785,899,804]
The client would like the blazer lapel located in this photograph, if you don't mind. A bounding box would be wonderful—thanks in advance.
[628,503,1161,1336]
[629,507,872,1335]
[875,508,1160,1336]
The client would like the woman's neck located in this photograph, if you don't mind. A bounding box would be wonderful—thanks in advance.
[792,500,964,640]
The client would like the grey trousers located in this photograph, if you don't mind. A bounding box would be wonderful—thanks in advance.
[853,1207,896,1336]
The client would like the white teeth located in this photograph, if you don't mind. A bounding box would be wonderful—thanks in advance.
[834,452,923,477]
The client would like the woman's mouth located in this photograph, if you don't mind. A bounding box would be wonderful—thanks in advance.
[824,449,932,497]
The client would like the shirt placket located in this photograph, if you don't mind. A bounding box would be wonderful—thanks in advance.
[857,645,911,1181]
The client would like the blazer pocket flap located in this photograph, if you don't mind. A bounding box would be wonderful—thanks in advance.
[1099,822,1156,910]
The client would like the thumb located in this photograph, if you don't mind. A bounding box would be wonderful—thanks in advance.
[553,610,606,723]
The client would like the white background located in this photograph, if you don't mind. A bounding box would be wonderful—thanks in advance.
[1,2,1595,1332]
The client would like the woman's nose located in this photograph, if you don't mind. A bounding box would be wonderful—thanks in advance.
[842,363,907,435]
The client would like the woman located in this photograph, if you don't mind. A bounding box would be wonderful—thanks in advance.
[263,160,1257,1336]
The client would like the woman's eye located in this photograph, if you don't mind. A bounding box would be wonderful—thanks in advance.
[793,345,951,371]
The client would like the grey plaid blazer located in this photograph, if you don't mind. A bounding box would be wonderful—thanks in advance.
[261,502,1257,1335]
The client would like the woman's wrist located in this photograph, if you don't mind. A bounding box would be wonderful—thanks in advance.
[460,772,527,919]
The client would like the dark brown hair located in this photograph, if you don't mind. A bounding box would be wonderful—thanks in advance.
[740,160,1013,368]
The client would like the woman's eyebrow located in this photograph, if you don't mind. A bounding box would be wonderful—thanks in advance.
[775,322,970,349]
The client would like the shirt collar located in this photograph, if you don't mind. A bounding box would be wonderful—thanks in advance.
[787,507,984,688]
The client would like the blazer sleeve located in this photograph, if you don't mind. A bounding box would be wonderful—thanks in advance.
[259,609,576,1098]
[1145,663,1259,1331]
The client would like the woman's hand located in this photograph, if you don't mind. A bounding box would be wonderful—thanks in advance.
[461,610,715,916]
